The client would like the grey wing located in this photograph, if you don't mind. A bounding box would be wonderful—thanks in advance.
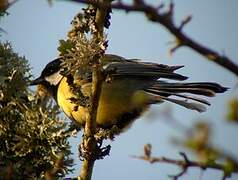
[103,58,188,81]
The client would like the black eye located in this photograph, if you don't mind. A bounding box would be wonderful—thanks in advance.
[49,68,54,73]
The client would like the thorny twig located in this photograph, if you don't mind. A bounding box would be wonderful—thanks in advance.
[133,144,238,180]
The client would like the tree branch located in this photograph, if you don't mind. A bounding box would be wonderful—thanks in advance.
[79,65,104,180]
[94,0,111,37]
[0,0,19,11]
[133,149,238,180]
[70,0,238,77]
[78,1,110,180]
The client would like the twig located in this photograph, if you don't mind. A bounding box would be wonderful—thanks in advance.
[78,65,104,180]
[94,0,111,37]
[70,0,238,77]
[78,1,110,180]
[133,152,238,179]
[0,0,19,11]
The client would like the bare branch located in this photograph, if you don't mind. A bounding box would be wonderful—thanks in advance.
[70,0,238,77]
[133,151,238,179]
[94,0,111,37]
[178,15,192,31]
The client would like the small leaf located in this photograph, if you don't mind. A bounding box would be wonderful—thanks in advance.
[226,98,238,123]
[223,159,235,178]
[57,39,75,55]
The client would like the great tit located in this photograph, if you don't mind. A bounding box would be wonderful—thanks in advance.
[30,54,227,132]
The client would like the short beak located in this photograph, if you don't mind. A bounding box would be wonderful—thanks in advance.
[30,77,44,86]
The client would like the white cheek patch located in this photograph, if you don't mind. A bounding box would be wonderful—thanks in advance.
[45,71,63,86]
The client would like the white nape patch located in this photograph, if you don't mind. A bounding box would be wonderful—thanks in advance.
[45,71,63,86]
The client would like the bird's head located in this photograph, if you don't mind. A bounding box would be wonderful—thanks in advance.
[30,58,63,96]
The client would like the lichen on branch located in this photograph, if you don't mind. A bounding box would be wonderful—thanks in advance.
[57,2,111,180]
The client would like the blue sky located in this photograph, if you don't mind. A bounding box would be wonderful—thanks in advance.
[1,0,238,179]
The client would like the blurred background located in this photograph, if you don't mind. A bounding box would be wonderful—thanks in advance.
[1,0,238,179]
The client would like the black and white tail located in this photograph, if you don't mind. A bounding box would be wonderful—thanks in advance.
[145,81,228,112]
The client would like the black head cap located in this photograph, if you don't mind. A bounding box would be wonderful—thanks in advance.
[30,58,62,86]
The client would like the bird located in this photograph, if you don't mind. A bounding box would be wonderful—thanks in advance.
[30,54,227,133]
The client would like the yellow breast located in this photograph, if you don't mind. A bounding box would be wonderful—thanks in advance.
[57,77,89,125]
[57,77,151,128]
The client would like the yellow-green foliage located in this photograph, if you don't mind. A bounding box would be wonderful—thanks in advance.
[0,42,73,179]
[227,98,238,122]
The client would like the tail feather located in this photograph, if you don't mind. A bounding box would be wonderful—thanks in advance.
[145,81,228,112]
[151,81,228,96]
[154,95,207,112]
[147,89,211,105]
[151,87,216,96]
[155,81,228,93]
